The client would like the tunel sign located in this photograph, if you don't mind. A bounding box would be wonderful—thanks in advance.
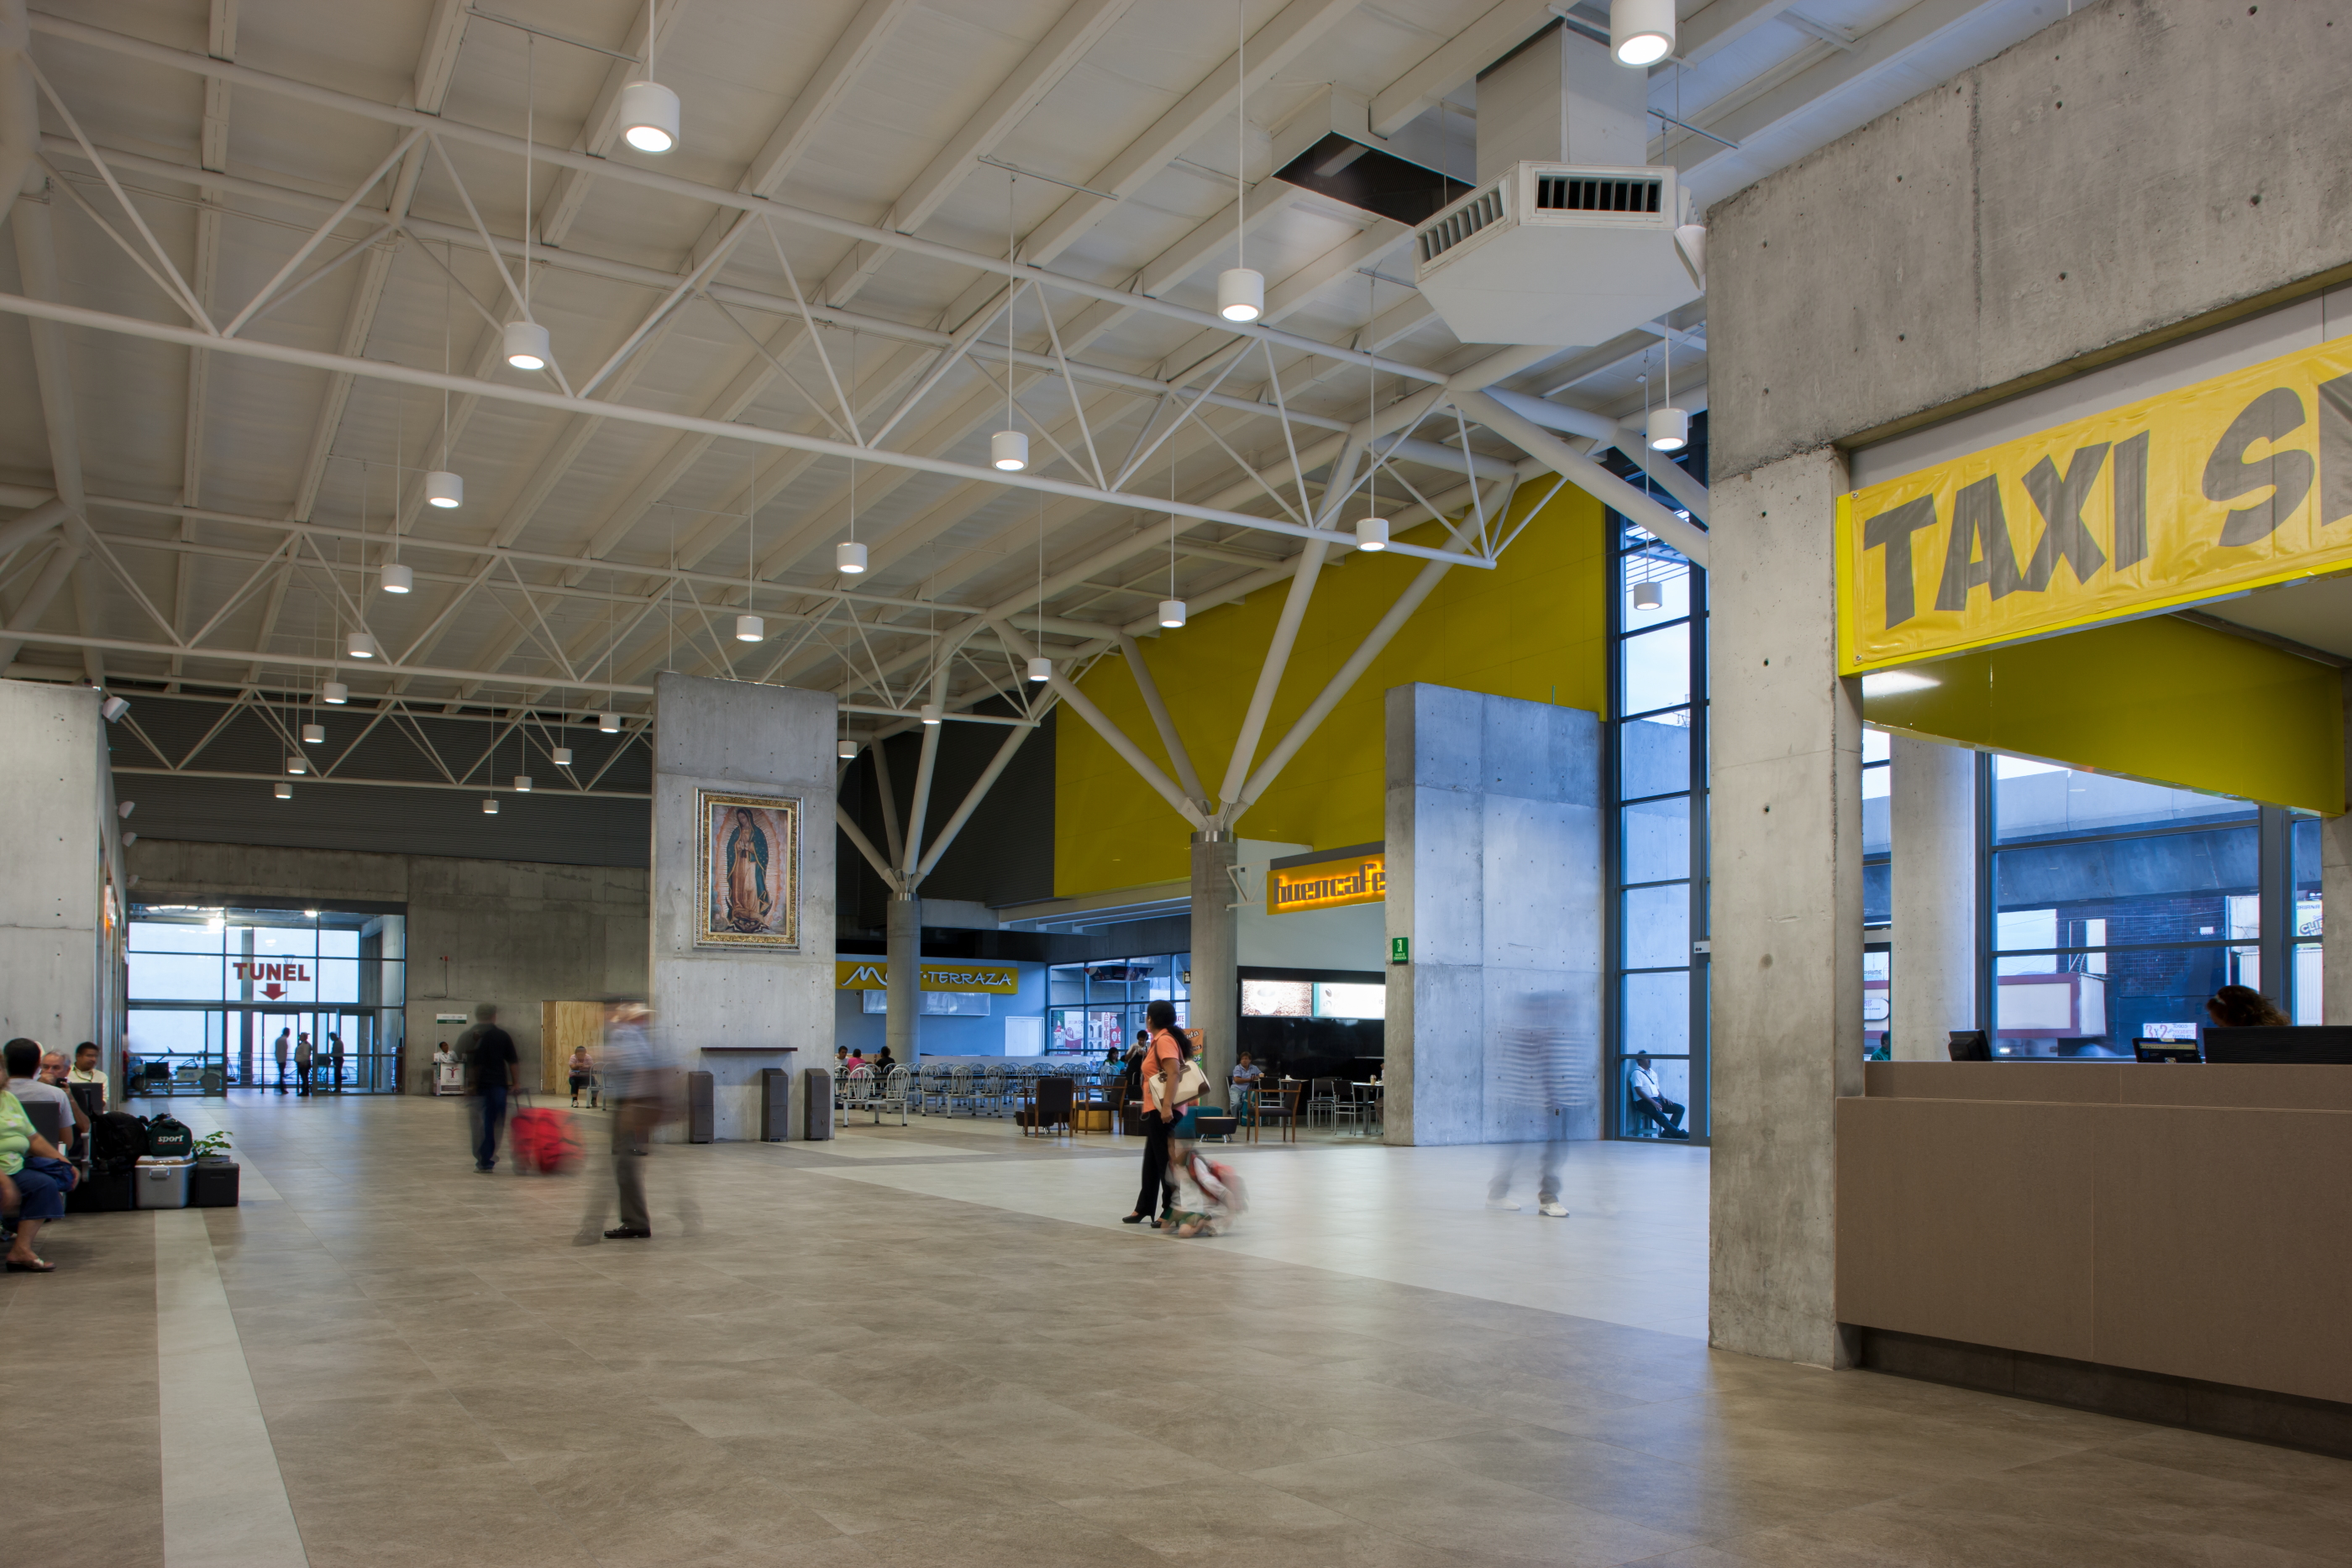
[1838,338,2352,671]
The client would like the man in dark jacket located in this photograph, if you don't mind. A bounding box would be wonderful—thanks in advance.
[455,1004,518,1172]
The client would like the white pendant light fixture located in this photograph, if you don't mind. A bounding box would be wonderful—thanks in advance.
[599,711,621,733]
[836,540,868,574]
[1217,4,1263,323]
[1158,598,1187,629]
[992,171,1028,470]
[1027,656,1052,682]
[1611,0,1676,66]
[1649,330,1689,452]
[1632,579,1665,611]
[424,469,462,509]
[505,40,551,372]
[275,781,293,800]
[514,774,533,793]
[483,796,499,815]
[1355,284,1388,553]
[323,681,348,705]
[619,2,678,152]
[286,753,307,775]
[920,703,942,726]
[101,694,130,721]
[382,562,414,594]
[552,746,573,766]
[347,632,375,659]
[837,737,858,759]
[302,722,325,745]
[504,319,550,371]
[736,614,764,642]
[1158,457,1185,629]
[429,240,464,506]
[1354,517,1389,552]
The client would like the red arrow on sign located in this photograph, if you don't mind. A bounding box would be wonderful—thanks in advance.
[261,983,285,999]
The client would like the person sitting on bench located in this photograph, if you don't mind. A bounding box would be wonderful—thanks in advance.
[1628,1052,1688,1138]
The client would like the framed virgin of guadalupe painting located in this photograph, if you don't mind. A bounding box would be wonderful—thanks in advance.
[696,790,801,949]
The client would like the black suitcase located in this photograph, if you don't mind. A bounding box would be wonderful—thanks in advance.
[192,1159,240,1208]
[66,1170,135,1213]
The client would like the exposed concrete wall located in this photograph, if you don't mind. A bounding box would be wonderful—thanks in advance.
[1709,2,2352,480]
[1708,448,1866,1367]
[1383,684,1602,1146]
[0,680,112,1062]
[125,839,648,1092]
[1890,734,1980,1059]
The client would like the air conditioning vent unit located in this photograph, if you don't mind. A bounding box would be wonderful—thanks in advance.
[1414,161,1703,347]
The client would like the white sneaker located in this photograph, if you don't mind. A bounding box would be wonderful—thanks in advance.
[1537,1200,1570,1219]
[1485,1197,1520,1211]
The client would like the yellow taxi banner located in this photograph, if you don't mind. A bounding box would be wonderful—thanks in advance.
[1268,852,1386,914]
[1839,338,2352,670]
[833,960,1021,994]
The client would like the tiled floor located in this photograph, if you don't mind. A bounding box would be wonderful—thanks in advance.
[4,1093,2349,1567]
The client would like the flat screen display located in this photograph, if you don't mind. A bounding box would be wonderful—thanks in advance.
[1314,982,1387,1020]
[1241,979,1311,1017]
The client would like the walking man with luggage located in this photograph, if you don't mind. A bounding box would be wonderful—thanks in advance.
[456,1004,518,1172]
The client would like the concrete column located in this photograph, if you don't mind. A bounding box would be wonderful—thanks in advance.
[1383,684,1603,1146]
[2325,672,2351,1025]
[1708,448,1864,1368]
[1189,831,1237,1096]
[885,894,921,1064]
[648,673,836,1140]
[0,681,105,1051]
[1889,734,1978,1059]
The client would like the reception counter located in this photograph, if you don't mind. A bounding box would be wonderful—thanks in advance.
[1838,1062,2352,1444]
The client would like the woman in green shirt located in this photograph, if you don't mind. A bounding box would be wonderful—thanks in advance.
[1,1062,78,1272]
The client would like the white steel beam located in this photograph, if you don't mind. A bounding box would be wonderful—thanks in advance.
[1453,391,1709,566]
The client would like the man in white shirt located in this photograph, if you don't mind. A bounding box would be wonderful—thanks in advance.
[1629,1052,1688,1138]
[66,1042,108,1111]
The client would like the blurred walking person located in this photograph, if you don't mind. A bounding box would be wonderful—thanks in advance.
[293,1032,316,1097]
[1485,992,1589,1218]
[456,1004,518,1172]
[1121,1000,1199,1228]
[272,1026,290,1093]
[577,1001,684,1241]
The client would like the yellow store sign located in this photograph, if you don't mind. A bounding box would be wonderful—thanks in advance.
[1269,851,1385,914]
[833,961,1021,994]
[1838,339,2352,670]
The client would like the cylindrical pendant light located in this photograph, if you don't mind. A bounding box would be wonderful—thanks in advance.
[1632,580,1665,611]
[382,562,414,595]
[504,319,550,370]
[323,681,348,705]
[618,79,680,154]
[423,469,463,509]
[286,753,307,775]
[483,797,500,815]
[1354,517,1389,552]
[513,774,533,793]
[735,614,765,642]
[1026,656,1052,683]
[599,711,621,733]
[1647,405,1689,453]
[1610,0,1676,66]
[836,540,869,574]
[302,722,325,745]
[920,703,942,726]
[347,632,375,659]
[1158,599,1187,629]
[837,738,858,759]
[552,747,573,766]
[275,781,293,800]
[1217,267,1264,323]
[991,429,1029,472]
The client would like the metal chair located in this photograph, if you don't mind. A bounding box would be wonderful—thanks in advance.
[1307,1077,1341,1128]
[1249,1083,1299,1144]
[948,1063,976,1116]
[834,1065,874,1127]
[874,1067,910,1125]
[978,1064,1010,1117]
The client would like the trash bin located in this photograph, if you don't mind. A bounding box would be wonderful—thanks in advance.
[759,1067,790,1141]
[803,1067,834,1141]
[135,1155,194,1209]
[685,1070,714,1144]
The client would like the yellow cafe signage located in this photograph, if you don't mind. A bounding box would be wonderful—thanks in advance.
[1269,849,1386,915]
[833,960,1021,994]
[1838,338,2352,670]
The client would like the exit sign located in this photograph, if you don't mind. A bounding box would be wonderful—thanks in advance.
[1389,936,1410,965]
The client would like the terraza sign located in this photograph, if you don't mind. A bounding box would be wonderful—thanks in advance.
[1839,338,2352,669]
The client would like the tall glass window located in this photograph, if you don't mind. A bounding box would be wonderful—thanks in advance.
[1608,517,1707,1139]
[1862,730,1891,1057]
[2290,814,2323,1022]
[1045,954,1189,1058]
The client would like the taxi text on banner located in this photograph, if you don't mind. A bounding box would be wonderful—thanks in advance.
[1838,339,2352,671]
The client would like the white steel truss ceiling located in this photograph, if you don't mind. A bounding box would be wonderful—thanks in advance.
[0,0,2062,780]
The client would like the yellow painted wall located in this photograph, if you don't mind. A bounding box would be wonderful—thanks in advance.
[1863,615,2346,814]
[1056,480,1610,895]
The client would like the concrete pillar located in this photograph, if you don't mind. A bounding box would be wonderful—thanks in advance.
[1889,735,1978,1060]
[1383,684,1603,1146]
[648,673,836,1140]
[2325,672,2351,1025]
[0,681,107,1053]
[885,894,921,1065]
[1708,448,1864,1368]
[1189,831,1237,1096]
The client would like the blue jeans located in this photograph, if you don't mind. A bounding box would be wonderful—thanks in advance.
[473,1084,508,1168]
[6,1156,76,1221]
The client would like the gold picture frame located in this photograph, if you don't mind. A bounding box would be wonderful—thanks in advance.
[696,789,801,949]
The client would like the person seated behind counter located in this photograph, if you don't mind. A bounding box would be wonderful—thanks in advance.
[2207,984,2289,1029]
[67,1043,106,1111]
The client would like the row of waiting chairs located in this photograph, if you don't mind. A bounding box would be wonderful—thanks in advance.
[835,1059,1124,1125]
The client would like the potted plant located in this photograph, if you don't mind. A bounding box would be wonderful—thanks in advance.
[192,1130,234,1162]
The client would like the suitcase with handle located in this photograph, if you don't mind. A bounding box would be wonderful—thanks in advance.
[192,1158,241,1207]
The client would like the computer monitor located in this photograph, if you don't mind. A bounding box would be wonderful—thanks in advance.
[2201,1026,2352,1065]
[1946,1030,1991,1062]
[2133,1039,2202,1064]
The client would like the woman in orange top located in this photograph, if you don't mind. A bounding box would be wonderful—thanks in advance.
[1121,999,1194,1228]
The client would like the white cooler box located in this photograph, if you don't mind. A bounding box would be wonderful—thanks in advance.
[135,1155,195,1209]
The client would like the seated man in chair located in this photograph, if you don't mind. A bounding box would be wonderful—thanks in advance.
[1627,1052,1688,1139]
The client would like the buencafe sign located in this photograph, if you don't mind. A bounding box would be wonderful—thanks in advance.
[1838,338,2352,670]
[1269,850,1386,915]
[834,961,1020,994]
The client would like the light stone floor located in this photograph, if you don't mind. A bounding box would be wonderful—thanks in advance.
[6,1093,2351,1568]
